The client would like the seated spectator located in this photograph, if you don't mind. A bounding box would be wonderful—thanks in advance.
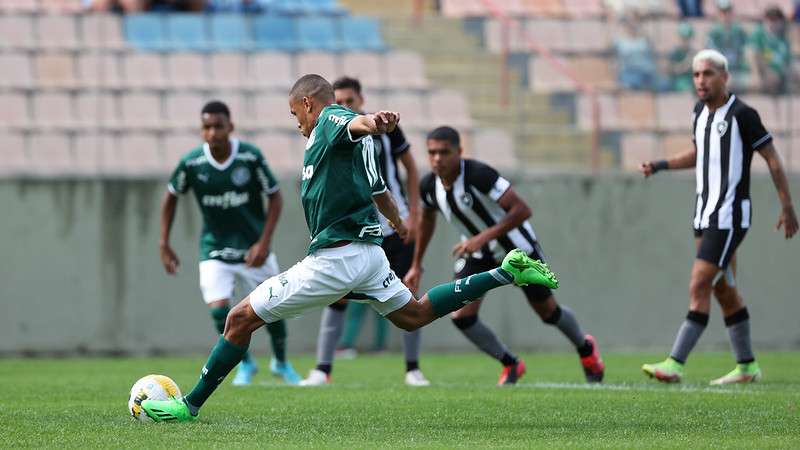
[613,16,666,90]
[668,22,695,92]
[706,0,750,90]
[749,6,795,94]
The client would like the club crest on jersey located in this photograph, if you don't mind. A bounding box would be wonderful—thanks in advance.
[461,192,473,207]
[717,120,728,136]
[231,166,250,186]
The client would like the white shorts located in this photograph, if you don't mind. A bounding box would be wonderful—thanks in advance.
[198,254,280,304]
[249,242,413,323]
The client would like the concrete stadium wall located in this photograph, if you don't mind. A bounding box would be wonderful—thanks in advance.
[1,174,798,356]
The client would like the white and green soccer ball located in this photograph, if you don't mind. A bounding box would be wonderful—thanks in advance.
[128,374,182,422]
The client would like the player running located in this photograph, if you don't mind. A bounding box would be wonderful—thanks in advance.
[301,76,429,387]
[639,49,798,384]
[403,126,604,385]
[159,101,301,385]
[141,75,558,422]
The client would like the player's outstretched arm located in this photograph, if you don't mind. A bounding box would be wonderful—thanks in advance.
[246,191,283,267]
[404,208,437,294]
[159,191,180,275]
[373,190,408,240]
[758,143,798,239]
[640,144,697,178]
[348,111,400,138]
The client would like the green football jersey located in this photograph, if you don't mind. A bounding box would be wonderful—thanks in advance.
[168,139,279,263]
[301,104,386,254]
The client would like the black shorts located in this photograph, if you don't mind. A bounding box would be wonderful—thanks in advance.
[694,228,747,269]
[454,243,552,303]
[382,232,414,279]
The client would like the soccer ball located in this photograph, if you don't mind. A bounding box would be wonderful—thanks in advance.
[128,374,182,422]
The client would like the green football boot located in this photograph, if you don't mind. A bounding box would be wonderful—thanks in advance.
[642,357,684,383]
[710,362,762,385]
[501,249,559,289]
[141,397,197,423]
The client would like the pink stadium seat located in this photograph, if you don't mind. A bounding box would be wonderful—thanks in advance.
[577,93,617,130]
[119,93,163,131]
[656,93,695,132]
[0,53,32,89]
[32,92,75,130]
[621,132,658,170]
[251,92,293,130]
[37,15,79,49]
[484,19,527,53]
[562,0,605,18]
[78,52,122,89]
[528,57,574,92]
[0,92,31,130]
[0,14,35,49]
[652,20,683,54]
[523,0,564,17]
[790,136,800,173]
[208,53,249,89]
[360,89,386,113]
[428,90,472,128]
[73,132,104,176]
[167,52,209,89]
[28,132,74,176]
[35,53,78,89]
[404,130,427,163]
[40,0,82,13]
[297,52,340,85]
[165,92,207,129]
[567,20,610,53]
[471,129,516,170]
[250,53,293,90]
[0,133,29,176]
[385,92,427,129]
[617,92,656,130]
[385,51,428,89]
[163,132,201,166]
[440,0,487,18]
[787,96,800,133]
[0,0,39,13]
[81,14,125,50]
[745,95,780,133]
[251,132,300,173]
[341,52,384,89]
[525,19,569,53]
[661,133,691,159]
[205,91,245,125]
[495,0,527,17]
[108,133,163,176]
[76,92,118,130]
[572,57,615,91]
[122,53,166,89]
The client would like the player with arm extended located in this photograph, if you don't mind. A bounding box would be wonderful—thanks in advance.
[403,126,604,385]
[141,75,557,422]
[159,101,300,386]
[301,76,429,387]
[639,49,798,384]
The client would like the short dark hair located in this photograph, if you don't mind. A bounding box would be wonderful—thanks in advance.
[201,100,231,119]
[427,126,460,147]
[764,6,785,20]
[290,74,335,103]
[332,76,362,95]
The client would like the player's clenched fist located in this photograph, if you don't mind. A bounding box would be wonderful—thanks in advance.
[373,111,400,134]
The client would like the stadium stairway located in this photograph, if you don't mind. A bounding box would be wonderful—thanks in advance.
[340,0,613,169]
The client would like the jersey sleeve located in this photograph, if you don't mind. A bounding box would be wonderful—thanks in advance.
[167,158,190,195]
[737,106,772,152]
[365,136,387,195]
[387,125,410,156]
[419,173,437,210]
[255,151,280,194]
[466,160,510,201]
[320,106,362,147]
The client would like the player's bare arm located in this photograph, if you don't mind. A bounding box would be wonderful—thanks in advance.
[640,144,697,178]
[159,191,180,275]
[404,208,437,293]
[245,190,283,267]
[451,187,531,257]
[758,143,798,239]
[372,190,408,240]
[399,150,420,244]
[348,111,400,137]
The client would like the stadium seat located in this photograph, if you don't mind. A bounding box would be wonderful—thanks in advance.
[303,0,346,15]
[32,92,75,131]
[0,54,33,89]
[655,93,695,132]
[572,57,615,91]
[428,90,472,128]
[617,92,656,130]
[119,93,163,130]
[123,53,167,89]
[78,52,123,89]
[746,95,781,133]
[661,133,690,159]
[566,20,610,54]
[471,129,516,170]
[163,132,201,165]
[250,92,293,129]
[528,57,575,92]
[0,92,31,130]
[385,92,427,129]
[250,52,294,89]
[0,0,38,13]
[35,53,78,89]
[483,19,527,53]
[36,15,79,49]
[208,53,249,89]
[0,133,29,176]
[41,0,82,13]
[360,89,386,113]
[110,133,163,176]
[28,132,74,176]
[82,14,125,50]
[385,51,428,89]
[339,17,385,51]
[253,15,298,51]
[0,14,34,50]
[76,93,118,130]
[124,14,167,50]
[250,132,300,173]
[621,133,658,171]
[166,52,209,89]
[441,0,488,17]
[297,52,340,84]
[73,132,106,176]
[205,90,245,123]
[269,0,306,14]
[165,14,210,50]
[562,0,604,18]
[576,93,617,130]
[788,96,800,132]
[790,136,800,173]
[209,14,251,50]
[525,19,569,53]
[165,92,207,129]
[341,52,384,89]
[297,17,341,51]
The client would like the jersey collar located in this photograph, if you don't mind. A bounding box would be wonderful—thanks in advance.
[203,138,239,171]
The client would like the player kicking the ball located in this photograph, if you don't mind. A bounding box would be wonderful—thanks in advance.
[141,74,558,422]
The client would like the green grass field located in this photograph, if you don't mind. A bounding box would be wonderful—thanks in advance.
[1,351,799,449]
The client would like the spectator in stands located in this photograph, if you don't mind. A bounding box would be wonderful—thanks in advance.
[205,0,266,13]
[706,0,750,90]
[146,0,205,11]
[750,6,795,94]
[677,0,703,18]
[668,22,695,92]
[83,0,145,12]
[613,15,665,90]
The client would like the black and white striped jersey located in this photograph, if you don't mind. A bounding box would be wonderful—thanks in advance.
[420,159,537,261]
[375,125,411,236]
[691,94,772,231]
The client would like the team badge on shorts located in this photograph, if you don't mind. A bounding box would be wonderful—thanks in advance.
[231,166,251,186]
[717,120,728,137]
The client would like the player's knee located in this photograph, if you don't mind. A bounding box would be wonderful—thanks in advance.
[452,315,478,330]
[224,302,254,337]
[689,276,713,299]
